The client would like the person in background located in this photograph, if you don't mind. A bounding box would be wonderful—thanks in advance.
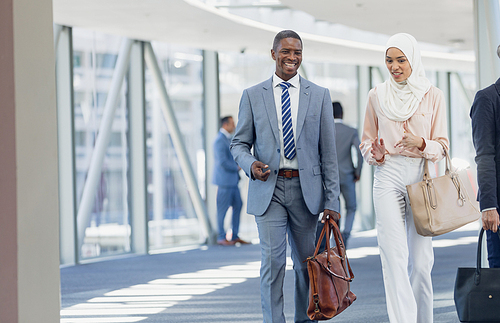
[470,44,500,267]
[212,116,249,246]
[316,101,363,249]
[359,33,448,323]
[230,30,341,323]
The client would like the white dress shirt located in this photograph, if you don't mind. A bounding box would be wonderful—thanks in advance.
[273,73,300,170]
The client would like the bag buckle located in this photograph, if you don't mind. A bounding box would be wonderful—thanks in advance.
[313,294,320,313]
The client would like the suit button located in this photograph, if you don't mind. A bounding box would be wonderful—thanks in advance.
[277,149,280,153]
[274,170,277,174]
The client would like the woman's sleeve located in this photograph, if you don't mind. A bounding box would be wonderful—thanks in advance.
[359,90,383,165]
[420,88,449,163]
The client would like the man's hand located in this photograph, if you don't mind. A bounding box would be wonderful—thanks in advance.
[251,161,271,182]
[482,209,500,232]
[321,209,340,223]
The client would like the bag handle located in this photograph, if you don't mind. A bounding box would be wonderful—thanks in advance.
[475,227,500,285]
[311,217,355,282]
[313,217,341,258]
[422,139,450,181]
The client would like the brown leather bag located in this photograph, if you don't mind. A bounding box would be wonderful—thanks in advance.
[306,218,356,320]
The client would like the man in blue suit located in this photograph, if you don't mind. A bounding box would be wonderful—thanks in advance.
[470,44,500,268]
[231,30,341,323]
[212,116,249,246]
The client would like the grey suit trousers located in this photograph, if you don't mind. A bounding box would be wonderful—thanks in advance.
[255,176,318,323]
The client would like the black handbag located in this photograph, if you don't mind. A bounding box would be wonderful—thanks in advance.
[454,228,500,322]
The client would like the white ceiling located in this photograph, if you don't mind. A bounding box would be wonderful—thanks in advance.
[52,0,476,71]
[281,0,475,50]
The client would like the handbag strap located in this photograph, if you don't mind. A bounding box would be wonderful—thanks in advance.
[313,217,342,258]
[437,140,452,175]
[475,227,500,284]
[313,218,332,258]
[422,139,450,181]
[311,218,355,282]
[330,220,355,282]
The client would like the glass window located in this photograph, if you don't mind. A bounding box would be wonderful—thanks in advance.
[73,50,83,68]
[96,53,118,69]
[449,72,476,170]
[72,28,131,260]
[145,42,204,251]
[302,61,359,126]
[219,51,272,118]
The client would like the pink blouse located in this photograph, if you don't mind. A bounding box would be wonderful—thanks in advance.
[360,85,449,166]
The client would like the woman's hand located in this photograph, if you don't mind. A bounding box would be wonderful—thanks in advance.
[394,121,424,152]
[371,137,386,161]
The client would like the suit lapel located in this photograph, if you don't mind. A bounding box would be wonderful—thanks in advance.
[495,78,500,97]
[262,77,280,143]
[296,76,311,140]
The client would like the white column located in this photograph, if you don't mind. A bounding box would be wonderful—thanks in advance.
[357,65,375,230]
[474,0,500,90]
[128,41,148,254]
[474,0,500,268]
[56,25,78,265]
[436,72,451,153]
[203,50,220,238]
[0,0,60,320]
[152,99,165,248]
[485,0,500,77]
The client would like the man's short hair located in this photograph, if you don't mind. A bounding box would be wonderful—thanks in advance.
[272,30,302,51]
[221,116,232,126]
[333,102,343,119]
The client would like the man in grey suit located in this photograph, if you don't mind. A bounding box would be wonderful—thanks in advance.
[230,30,341,323]
[470,44,500,268]
[212,116,249,246]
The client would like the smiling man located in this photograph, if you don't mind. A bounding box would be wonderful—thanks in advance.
[230,30,341,323]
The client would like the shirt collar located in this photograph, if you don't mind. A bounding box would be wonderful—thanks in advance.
[220,128,232,139]
[273,73,300,89]
[334,118,343,123]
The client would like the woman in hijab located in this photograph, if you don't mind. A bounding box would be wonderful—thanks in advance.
[360,33,449,323]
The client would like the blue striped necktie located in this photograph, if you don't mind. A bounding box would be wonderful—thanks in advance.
[280,82,296,160]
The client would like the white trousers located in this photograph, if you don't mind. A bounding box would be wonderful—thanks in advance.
[373,155,434,323]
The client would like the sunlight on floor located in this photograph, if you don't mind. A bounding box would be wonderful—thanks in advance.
[61,229,476,322]
[61,260,281,322]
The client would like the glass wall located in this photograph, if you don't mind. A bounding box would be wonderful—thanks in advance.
[302,61,359,125]
[59,26,480,264]
[218,52,361,238]
[145,42,204,251]
[73,28,131,260]
[219,51,273,118]
[449,72,477,181]
[218,53,359,124]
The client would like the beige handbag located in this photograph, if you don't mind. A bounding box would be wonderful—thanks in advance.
[406,142,480,237]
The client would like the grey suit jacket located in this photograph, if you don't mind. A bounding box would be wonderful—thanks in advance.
[230,76,340,216]
[335,122,363,181]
